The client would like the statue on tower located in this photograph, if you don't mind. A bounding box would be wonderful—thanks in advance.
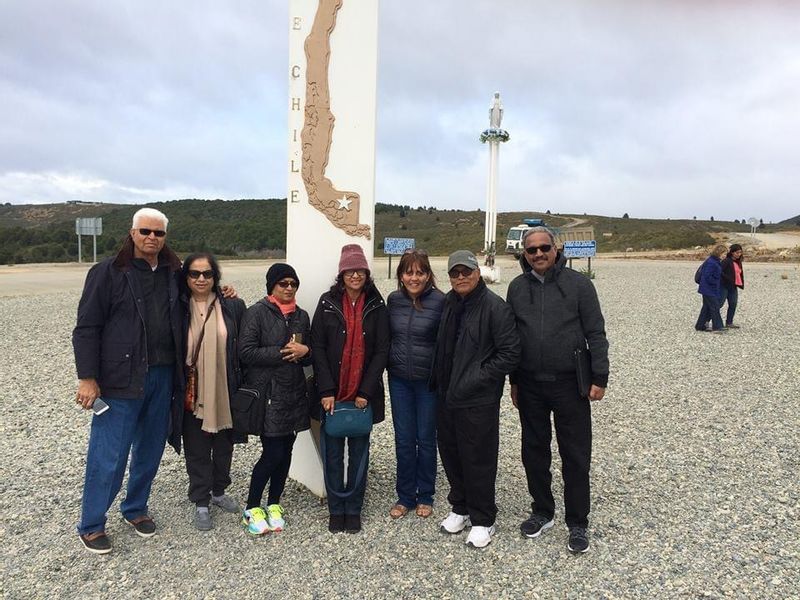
[489,92,503,128]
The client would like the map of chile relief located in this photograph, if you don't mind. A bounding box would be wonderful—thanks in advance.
[302,0,372,239]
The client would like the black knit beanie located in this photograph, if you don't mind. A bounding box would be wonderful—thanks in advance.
[266,263,300,294]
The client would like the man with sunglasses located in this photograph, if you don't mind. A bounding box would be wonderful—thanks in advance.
[72,207,186,554]
[432,250,520,548]
[506,227,609,554]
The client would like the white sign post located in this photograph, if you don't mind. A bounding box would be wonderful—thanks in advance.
[286,0,380,496]
[75,218,103,263]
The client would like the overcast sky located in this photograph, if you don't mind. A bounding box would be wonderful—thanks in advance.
[1,0,798,221]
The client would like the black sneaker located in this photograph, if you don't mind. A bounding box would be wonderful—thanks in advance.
[328,514,345,533]
[79,531,112,555]
[568,526,589,553]
[520,513,554,538]
[344,514,362,533]
[124,515,156,538]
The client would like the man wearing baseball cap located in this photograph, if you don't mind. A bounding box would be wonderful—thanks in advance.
[431,250,520,548]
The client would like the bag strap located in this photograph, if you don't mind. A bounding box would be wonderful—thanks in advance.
[189,297,217,367]
[319,410,370,501]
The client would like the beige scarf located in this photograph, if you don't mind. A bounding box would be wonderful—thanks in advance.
[186,296,232,433]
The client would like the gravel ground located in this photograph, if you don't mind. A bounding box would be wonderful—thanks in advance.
[1,257,798,599]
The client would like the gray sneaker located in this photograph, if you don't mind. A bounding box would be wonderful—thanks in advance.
[211,494,241,513]
[194,507,212,531]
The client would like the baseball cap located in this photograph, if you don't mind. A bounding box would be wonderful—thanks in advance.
[447,250,479,272]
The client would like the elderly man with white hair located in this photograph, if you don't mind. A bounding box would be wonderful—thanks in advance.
[72,207,186,554]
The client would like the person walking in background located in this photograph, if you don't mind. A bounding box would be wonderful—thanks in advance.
[238,263,311,535]
[386,249,445,520]
[311,244,390,534]
[695,244,728,334]
[719,243,745,329]
[180,253,246,531]
[72,208,184,554]
[432,250,520,549]
[506,226,609,554]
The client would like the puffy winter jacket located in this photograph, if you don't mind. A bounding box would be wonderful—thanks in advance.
[387,286,445,381]
[238,299,311,437]
[698,255,722,297]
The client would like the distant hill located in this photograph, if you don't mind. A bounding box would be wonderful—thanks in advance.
[778,214,800,227]
[0,199,756,264]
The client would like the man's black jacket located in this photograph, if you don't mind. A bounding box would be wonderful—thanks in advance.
[506,253,609,388]
[432,282,520,408]
[72,238,185,451]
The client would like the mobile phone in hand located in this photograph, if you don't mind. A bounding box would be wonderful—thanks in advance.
[92,398,110,415]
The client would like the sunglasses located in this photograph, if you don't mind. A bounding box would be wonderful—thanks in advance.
[343,269,367,278]
[187,269,214,280]
[525,244,553,255]
[138,228,166,238]
[448,267,474,279]
[275,280,298,289]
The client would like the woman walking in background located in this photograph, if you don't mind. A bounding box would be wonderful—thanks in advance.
[720,244,745,328]
[386,250,444,520]
[181,253,246,531]
[311,244,390,534]
[238,263,311,535]
[695,244,727,334]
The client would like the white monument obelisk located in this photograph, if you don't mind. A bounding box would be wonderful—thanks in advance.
[480,92,509,281]
[286,0,380,496]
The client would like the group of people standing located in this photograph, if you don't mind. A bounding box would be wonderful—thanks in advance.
[72,209,610,556]
[695,243,745,333]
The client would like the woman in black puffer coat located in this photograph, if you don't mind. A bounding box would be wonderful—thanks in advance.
[238,263,311,535]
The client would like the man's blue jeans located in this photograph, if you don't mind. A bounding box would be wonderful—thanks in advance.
[77,366,173,535]
[719,286,739,325]
[388,375,438,508]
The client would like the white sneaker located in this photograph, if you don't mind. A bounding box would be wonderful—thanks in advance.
[466,525,496,548]
[440,511,471,534]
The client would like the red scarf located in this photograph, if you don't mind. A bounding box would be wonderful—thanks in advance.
[337,291,366,402]
[267,295,296,316]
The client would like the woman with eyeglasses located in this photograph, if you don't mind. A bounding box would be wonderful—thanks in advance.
[180,253,246,531]
[386,249,444,520]
[238,263,311,535]
[311,244,390,533]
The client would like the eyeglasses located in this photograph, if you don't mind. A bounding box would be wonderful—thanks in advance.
[525,244,553,255]
[448,267,474,279]
[343,269,367,279]
[188,269,214,280]
[275,280,298,289]
[138,228,166,238]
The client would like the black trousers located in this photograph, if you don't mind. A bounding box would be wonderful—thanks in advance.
[518,378,592,528]
[437,401,500,527]
[246,434,296,509]
[182,413,234,507]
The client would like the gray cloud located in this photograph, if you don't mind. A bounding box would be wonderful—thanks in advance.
[1,0,798,221]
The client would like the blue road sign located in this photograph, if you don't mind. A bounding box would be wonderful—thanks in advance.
[563,240,596,258]
[383,237,415,255]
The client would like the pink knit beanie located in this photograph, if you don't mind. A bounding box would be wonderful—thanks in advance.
[338,244,369,275]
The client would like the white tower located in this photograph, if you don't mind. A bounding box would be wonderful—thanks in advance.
[480,92,510,280]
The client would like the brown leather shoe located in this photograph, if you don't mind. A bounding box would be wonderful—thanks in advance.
[79,531,112,554]
[124,515,156,538]
[415,504,433,518]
